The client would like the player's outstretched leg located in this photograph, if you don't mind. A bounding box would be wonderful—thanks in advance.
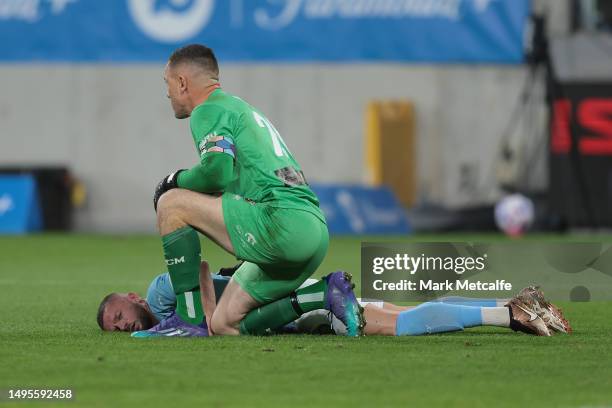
[395,301,552,336]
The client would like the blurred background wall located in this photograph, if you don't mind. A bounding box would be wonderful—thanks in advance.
[0,65,530,231]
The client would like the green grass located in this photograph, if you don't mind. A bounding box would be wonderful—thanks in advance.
[0,234,611,407]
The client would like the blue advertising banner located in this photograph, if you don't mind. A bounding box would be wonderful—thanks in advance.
[0,175,42,234]
[311,184,411,235]
[0,0,530,63]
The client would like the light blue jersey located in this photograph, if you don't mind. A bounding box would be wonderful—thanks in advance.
[146,272,231,322]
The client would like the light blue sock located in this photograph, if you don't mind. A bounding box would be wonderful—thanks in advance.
[396,302,483,336]
[435,296,498,307]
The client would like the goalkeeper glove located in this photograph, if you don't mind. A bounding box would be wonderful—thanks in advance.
[153,170,185,211]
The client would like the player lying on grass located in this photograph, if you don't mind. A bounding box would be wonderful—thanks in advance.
[145,44,363,338]
[97,262,571,336]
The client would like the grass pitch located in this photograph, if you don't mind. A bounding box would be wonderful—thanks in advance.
[0,234,611,407]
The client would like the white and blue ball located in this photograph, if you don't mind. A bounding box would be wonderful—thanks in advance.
[494,194,534,237]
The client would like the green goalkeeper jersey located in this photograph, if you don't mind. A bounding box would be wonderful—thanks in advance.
[183,88,325,222]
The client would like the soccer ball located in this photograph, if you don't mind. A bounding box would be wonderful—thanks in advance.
[494,194,534,237]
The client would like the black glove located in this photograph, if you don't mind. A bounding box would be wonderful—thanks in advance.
[153,170,185,211]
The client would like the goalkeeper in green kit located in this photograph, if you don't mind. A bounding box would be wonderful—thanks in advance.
[132,44,364,338]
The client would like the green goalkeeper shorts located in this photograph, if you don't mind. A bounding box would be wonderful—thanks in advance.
[222,192,329,304]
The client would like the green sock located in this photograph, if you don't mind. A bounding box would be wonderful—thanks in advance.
[239,278,328,335]
[294,278,327,312]
[162,226,203,325]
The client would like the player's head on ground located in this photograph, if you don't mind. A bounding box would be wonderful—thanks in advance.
[97,292,158,332]
[164,44,220,119]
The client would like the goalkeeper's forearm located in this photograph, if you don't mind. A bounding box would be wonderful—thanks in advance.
[177,154,234,193]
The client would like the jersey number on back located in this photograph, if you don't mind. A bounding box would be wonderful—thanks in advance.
[253,111,289,157]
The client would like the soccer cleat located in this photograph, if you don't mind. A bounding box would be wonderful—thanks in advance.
[506,297,551,336]
[131,312,208,338]
[516,286,572,334]
[324,271,366,337]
